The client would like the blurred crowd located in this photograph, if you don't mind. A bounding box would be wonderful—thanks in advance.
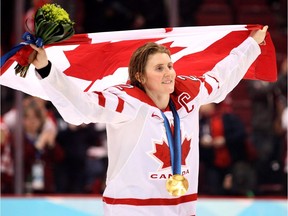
[1,95,108,194]
[198,57,287,196]
[1,0,287,196]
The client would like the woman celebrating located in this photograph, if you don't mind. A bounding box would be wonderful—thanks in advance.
[30,26,268,215]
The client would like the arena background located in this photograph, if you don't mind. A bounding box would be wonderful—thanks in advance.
[1,0,287,215]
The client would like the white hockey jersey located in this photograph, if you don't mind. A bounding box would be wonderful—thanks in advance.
[37,37,260,216]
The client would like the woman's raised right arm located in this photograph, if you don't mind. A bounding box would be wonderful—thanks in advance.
[30,45,134,125]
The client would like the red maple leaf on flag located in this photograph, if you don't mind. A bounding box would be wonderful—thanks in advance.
[63,39,186,91]
[0,25,277,102]
[63,27,276,92]
[153,137,191,170]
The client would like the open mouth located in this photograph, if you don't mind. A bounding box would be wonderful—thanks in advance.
[161,80,173,84]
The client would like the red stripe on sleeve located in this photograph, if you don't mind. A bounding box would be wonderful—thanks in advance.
[116,97,125,113]
[97,92,106,107]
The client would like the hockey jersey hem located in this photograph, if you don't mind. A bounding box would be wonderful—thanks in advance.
[103,193,197,206]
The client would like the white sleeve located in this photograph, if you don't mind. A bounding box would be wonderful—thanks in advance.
[36,64,136,125]
[200,36,261,104]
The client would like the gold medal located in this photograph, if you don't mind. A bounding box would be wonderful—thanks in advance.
[166,174,189,196]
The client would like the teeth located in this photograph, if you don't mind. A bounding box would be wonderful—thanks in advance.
[162,80,172,84]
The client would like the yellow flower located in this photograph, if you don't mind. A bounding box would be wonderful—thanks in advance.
[41,3,74,25]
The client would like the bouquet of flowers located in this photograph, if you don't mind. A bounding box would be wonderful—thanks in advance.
[2,3,75,77]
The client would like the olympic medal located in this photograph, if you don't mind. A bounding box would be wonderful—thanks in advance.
[166,174,189,196]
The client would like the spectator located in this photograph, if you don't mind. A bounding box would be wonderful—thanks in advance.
[274,56,287,139]
[247,80,276,187]
[10,98,64,194]
[3,96,58,152]
[248,67,287,195]
[273,56,287,195]
[198,102,255,196]
[55,123,107,194]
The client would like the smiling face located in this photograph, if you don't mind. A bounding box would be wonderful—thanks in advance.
[128,43,176,106]
[142,52,176,99]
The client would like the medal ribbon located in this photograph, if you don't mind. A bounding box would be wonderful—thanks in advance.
[160,100,181,175]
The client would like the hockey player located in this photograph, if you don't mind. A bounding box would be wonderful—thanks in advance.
[30,26,268,215]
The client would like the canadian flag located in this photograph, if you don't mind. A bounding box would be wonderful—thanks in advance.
[0,24,277,100]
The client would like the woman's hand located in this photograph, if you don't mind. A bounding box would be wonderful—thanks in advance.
[30,44,49,70]
[35,129,56,150]
[250,25,269,45]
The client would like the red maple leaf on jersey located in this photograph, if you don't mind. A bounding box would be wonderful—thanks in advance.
[153,137,191,169]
